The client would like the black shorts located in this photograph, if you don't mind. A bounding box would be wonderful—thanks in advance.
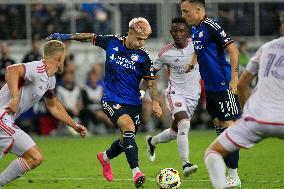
[102,101,142,128]
[206,90,241,121]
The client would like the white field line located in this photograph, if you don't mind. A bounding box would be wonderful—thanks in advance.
[18,177,283,183]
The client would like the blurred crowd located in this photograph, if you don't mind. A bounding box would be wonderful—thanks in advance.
[0,3,283,40]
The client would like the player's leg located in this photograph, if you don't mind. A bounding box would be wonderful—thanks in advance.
[205,118,261,189]
[117,114,145,188]
[172,111,198,177]
[0,127,39,187]
[97,101,123,182]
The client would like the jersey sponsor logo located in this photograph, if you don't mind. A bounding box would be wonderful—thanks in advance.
[175,102,182,107]
[131,54,139,62]
[113,104,121,110]
[32,92,41,103]
[193,41,204,50]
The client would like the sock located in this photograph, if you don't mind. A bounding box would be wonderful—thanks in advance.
[123,131,139,169]
[132,167,140,177]
[205,150,227,189]
[105,138,124,161]
[151,128,177,146]
[228,167,239,179]
[176,119,191,166]
[0,157,31,186]
[215,126,239,171]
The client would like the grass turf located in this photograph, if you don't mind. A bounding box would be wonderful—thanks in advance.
[1,130,283,189]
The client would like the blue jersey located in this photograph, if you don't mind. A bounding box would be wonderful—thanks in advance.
[94,35,155,105]
[191,17,234,91]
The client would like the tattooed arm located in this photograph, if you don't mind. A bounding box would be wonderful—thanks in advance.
[47,33,95,42]
[146,80,162,117]
[226,43,239,94]
[70,33,95,42]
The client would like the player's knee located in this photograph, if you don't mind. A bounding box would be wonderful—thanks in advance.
[117,115,135,132]
[219,120,234,127]
[177,119,190,135]
[22,149,43,168]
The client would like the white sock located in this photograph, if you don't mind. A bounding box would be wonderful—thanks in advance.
[132,167,140,177]
[205,151,227,189]
[176,119,191,166]
[227,168,238,179]
[103,151,110,162]
[0,157,31,186]
[151,128,177,146]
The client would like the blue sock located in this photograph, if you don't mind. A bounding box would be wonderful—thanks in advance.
[106,139,124,160]
[123,131,139,169]
[215,126,239,169]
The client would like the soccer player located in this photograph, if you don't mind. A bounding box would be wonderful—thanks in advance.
[144,17,201,177]
[180,0,241,186]
[0,40,87,188]
[47,17,162,188]
[205,26,284,189]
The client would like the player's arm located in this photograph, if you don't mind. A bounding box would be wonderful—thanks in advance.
[44,97,87,137]
[5,64,25,114]
[47,33,95,42]
[225,43,239,94]
[145,79,162,117]
[237,70,255,108]
[185,52,197,73]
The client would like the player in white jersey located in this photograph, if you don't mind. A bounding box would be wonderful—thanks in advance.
[0,40,87,188]
[204,21,284,189]
[145,18,201,177]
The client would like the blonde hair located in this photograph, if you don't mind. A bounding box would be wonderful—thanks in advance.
[43,40,65,57]
[129,17,152,35]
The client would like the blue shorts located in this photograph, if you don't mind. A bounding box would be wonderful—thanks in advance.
[206,90,241,121]
[102,101,142,128]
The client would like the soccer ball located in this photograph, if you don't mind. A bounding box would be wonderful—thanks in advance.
[156,168,181,189]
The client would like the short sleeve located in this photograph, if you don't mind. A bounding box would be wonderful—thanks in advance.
[44,76,57,99]
[206,20,234,48]
[23,62,36,82]
[246,48,262,75]
[94,35,120,50]
[143,56,155,80]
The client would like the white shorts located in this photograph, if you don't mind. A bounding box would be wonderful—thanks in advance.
[218,117,284,152]
[0,112,36,158]
[165,92,198,119]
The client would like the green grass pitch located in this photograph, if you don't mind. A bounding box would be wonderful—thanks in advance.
[1,130,283,189]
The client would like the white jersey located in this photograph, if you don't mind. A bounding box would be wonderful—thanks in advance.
[0,60,56,120]
[243,37,284,124]
[154,39,201,100]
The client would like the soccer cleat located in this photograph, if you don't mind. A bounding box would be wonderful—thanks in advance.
[97,152,113,182]
[133,172,146,188]
[226,176,242,188]
[145,135,155,162]
[182,163,198,177]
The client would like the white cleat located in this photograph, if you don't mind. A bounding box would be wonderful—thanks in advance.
[226,176,241,188]
[183,163,198,177]
[144,135,155,162]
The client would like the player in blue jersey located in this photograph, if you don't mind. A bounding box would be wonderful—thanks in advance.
[47,17,162,188]
[181,0,241,187]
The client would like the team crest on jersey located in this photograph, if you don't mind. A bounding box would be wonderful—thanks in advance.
[199,31,204,38]
[175,102,182,107]
[131,54,139,62]
[113,104,121,110]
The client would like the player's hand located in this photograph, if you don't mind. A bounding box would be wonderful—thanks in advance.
[184,64,194,73]
[229,79,238,94]
[46,33,71,41]
[5,97,20,115]
[152,100,162,118]
[73,123,88,138]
